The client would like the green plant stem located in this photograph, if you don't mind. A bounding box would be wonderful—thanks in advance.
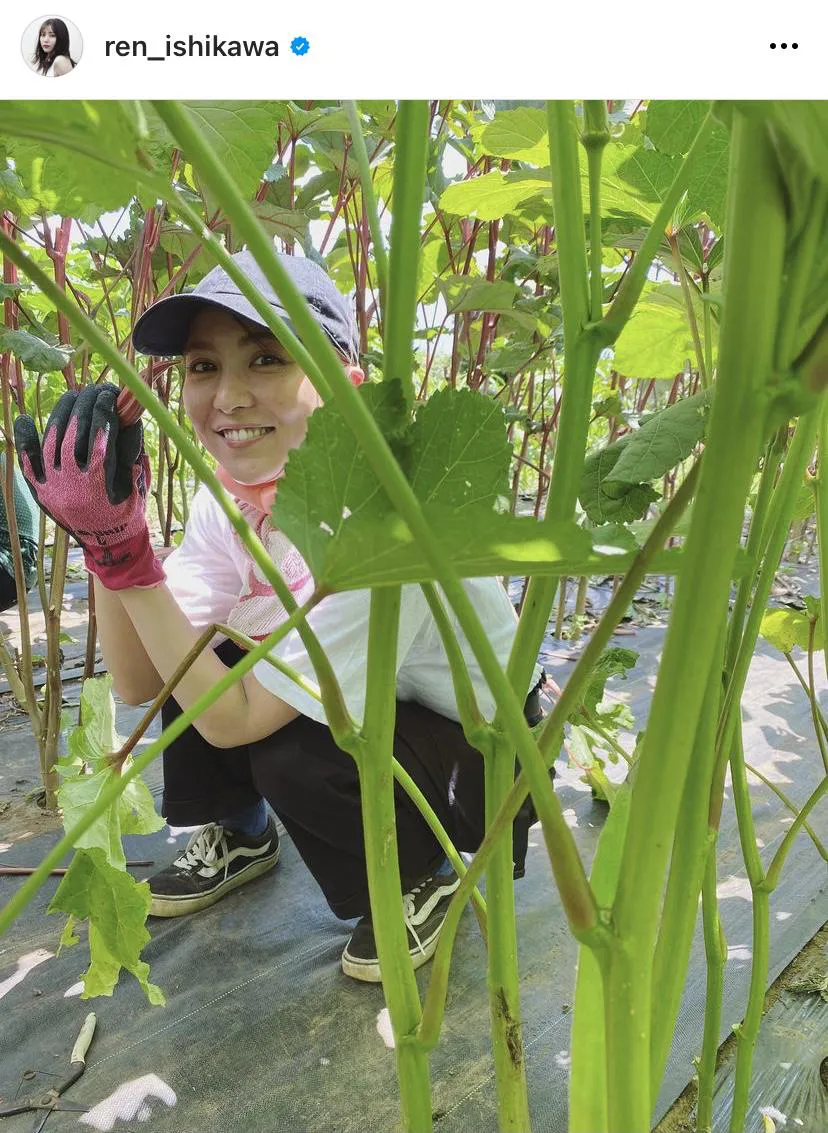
[649,623,726,1089]
[715,410,819,764]
[695,845,727,1132]
[483,735,531,1130]
[581,100,610,324]
[806,618,828,774]
[418,460,701,1051]
[493,100,601,809]
[744,760,827,859]
[728,428,786,662]
[782,654,828,743]
[702,272,715,382]
[668,231,710,388]
[359,587,432,1133]
[344,101,389,314]
[609,112,787,1132]
[596,110,716,347]
[151,100,599,941]
[727,716,770,1133]
[385,101,430,409]
[763,775,828,891]
[0,598,323,937]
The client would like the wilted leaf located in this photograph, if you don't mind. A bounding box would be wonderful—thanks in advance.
[49,848,164,1005]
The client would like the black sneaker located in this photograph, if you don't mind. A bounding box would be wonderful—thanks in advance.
[341,872,461,983]
[148,816,280,917]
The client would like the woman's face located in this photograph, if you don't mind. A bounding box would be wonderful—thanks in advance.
[40,26,56,53]
[182,308,325,485]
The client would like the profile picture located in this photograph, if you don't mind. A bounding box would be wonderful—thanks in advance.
[22,15,83,77]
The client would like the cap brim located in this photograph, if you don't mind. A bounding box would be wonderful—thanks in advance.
[130,292,296,357]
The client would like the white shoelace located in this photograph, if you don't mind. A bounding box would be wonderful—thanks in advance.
[174,823,230,884]
[402,882,429,956]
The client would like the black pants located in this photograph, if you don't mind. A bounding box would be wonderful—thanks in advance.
[0,567,19,614]
[161,638,548,920]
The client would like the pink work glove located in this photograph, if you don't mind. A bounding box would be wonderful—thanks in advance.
[13,382,165,590]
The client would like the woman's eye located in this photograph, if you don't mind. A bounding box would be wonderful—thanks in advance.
[253,353,286,367]
[185,360,213,374]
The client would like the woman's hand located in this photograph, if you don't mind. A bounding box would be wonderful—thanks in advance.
[14,382,165,590]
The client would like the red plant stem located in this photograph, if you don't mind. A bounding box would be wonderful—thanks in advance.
[1,214,25,412]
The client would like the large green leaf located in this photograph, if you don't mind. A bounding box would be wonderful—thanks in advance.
[0,329,73,374]
[408,387,512,511]
[471,107,549,165]
[438,170,551,221]
[317,508,707,591]
[646,101,711,156]
[49,848,164,1004]
[610,389,713,485]
[182,102,280,198]
[438,276,521,314]
[0,102,142,221]
[272,381,406,571]
[613,283,714,379]
[579,444,661,525]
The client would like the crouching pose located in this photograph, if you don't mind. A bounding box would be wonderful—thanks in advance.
[14,250,546,982]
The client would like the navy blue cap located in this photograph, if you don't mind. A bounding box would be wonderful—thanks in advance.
[131,249,359,362]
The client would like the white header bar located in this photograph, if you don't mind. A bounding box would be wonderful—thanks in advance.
[2,2,825,99]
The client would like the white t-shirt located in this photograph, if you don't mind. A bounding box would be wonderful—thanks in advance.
[162,484,543,727]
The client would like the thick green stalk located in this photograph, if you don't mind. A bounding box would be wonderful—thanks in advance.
[609,113,787,1131]
[343,101,389,312]
[0,228,351,738]
[498,100,599,734]
[360,587,432,1133]
[649,623,727,1089]
[419,462,700,1051]
[695,846,727,1132]
[0,599,322,935]
[385,101,430,409]
[596,111,716,347]
[568,788,631,1133]
[483,736,530,1131]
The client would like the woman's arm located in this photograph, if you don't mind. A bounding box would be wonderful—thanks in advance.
[118,581,299,747]
[52,56,73,76]
[93,577,165,705]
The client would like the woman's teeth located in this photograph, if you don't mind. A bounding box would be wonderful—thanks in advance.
[222,427,272,442]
